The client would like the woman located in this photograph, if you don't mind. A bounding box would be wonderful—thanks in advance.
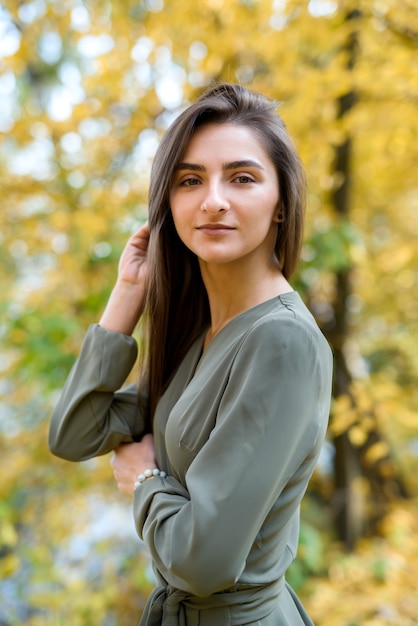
[49,83,333,625]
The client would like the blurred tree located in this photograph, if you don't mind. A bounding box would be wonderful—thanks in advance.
[320,6,410,548]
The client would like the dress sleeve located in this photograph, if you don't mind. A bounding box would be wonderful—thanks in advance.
[132,317,332,597]
[49,324,148,461]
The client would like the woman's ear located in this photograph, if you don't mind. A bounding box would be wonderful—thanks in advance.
[273,204,285,223]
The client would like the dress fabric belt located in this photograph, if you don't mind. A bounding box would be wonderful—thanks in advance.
[139,576,285,626]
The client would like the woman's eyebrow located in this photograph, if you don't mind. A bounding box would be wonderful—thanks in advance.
[223,160,265,171]
[176,163,205,172]
[176,160,265,172]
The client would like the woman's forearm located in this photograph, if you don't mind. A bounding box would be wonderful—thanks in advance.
[99,280,146,336]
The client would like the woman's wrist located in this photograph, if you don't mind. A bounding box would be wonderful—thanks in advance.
[134,468,167,490]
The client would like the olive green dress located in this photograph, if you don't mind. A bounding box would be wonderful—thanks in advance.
[49,292,333,626]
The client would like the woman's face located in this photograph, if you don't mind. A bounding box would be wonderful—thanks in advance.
[169,123,281,271]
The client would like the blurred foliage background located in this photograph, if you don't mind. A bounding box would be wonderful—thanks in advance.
[1,0,417,624]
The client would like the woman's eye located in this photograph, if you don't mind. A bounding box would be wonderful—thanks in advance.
[234,175,253,184]
[181,177,200,187]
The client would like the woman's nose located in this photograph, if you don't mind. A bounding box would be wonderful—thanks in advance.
[200,183,230,213]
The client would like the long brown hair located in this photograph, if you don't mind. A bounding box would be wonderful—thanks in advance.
[142,83,306,425]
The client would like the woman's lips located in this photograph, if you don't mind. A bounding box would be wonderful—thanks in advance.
[197,223,235,233]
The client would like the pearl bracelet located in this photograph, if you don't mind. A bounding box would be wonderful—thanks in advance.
[134,468,167,490]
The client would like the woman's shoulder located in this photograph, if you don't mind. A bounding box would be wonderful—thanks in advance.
[245,292,324,335]
[238,292,332,359]
[197,292,332,373]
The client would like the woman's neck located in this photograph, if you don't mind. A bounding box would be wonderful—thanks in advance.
[200,260,293,349]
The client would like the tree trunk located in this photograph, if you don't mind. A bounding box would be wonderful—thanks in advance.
[325,8,407,548]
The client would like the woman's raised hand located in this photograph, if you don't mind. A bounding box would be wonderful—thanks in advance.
[99,223,150,335]
[116,222,150,286]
